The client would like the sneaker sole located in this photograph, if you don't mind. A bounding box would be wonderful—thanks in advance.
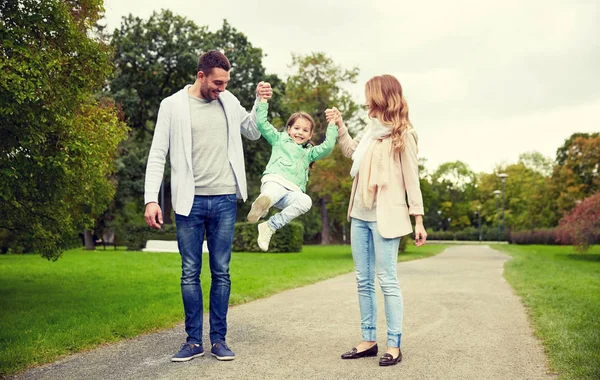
[211,353,235,361]
[247,196,271,223]
[171,352,205,362]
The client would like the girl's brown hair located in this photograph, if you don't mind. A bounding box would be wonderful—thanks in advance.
[365,74,412,153]
[286,112,315,133]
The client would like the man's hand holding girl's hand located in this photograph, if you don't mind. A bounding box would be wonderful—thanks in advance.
[256,81,273,102]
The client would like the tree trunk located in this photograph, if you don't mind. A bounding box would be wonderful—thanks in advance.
[320,198,330,245]
[83,229,96,250]
[163,183,173,225]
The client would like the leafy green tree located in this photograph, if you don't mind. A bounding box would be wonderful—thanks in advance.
[477,158,558,232]
[0,0,128,259]
[109,10,206,136]
[430,161,478,230]
[417,158,437,230]
[283,52,361,243]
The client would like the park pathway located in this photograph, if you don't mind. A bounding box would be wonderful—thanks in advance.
[13,246,555,380]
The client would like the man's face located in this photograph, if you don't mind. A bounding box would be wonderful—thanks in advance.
[287,118,313,145]
[199,68,230,101]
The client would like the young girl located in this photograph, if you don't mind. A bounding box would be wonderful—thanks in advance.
[326,74,427,367]
[248,96,338,251]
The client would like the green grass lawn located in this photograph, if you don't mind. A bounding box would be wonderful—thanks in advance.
[0,243,446,377]
[493,244,600,380]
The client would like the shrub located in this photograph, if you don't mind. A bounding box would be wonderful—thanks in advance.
[509,228,563,245]
[427,230,455,241]
[481,226,507,242]
[233,222,304,253]
[399,235,413,253]
[426,226,507,242]
[122,224,177,251]
[455,227,479,241]
[556,193,600,252]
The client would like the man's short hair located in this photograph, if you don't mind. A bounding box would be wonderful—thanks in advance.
[197,50,231,76]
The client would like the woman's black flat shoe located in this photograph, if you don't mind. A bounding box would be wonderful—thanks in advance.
[379,350,402,366]
[341,344,378,359]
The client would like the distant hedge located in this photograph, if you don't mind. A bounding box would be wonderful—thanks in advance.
[509,228,565,245]
[123,224,177,251]
[427,226,507,242]
[233,222,303,253]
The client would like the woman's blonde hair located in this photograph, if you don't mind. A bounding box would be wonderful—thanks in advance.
[365,74,412,153]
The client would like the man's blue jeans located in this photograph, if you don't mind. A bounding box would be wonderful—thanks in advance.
[350,218,403,348]
[175,194,237,345]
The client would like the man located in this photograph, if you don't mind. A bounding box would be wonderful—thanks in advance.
[144,50,272,362]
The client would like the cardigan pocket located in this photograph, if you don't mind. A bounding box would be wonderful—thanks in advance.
[377,204,412,239]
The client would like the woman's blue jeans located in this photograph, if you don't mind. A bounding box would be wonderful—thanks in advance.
[350,218,403,347]
[175,194,237,345]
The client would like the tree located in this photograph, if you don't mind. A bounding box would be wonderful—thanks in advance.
[283,52,361,244]
[109,10,206,136]
[0,0,128,259]
[556,192,600,252]
[551,133,600,217]
[430,161,478,230]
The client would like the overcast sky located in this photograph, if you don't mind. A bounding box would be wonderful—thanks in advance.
[102,0,599,174]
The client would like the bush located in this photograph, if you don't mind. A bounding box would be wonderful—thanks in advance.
[399,235,413,253]
[556,193,600,252]
[454,227,479,241]
[425,226,507,242]
[509,228,563,245]
[233,222,304,253]
[427,230,455,241]
[122,224,177,251]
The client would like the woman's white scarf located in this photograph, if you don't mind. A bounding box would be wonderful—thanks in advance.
[350,118,394,209]
[350,118,392,178]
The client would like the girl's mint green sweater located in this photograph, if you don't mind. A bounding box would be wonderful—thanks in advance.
[256,102,338,192]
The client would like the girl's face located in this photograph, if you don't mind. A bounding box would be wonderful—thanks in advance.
[287,117,313,145]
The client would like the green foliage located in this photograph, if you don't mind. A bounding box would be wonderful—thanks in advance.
[398,235,412,253]
[428,161,478,230]
[233,222,304,253]
[477,160,558,231]
[551,133,600,217]
[427,226,506,241]
[0,0,128,259]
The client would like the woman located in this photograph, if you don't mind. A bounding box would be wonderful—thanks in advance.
[326,74,427,367]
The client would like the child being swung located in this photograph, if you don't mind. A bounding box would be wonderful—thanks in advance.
[248,96,338,251]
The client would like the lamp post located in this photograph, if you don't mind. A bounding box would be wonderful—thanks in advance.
[493,190,501,227]
[497,173,509,236]
[493,190,501,240]
[437,210,442,231]
[475,205,482,242]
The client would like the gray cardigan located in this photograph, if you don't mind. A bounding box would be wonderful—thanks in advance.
[144,85,261,216]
